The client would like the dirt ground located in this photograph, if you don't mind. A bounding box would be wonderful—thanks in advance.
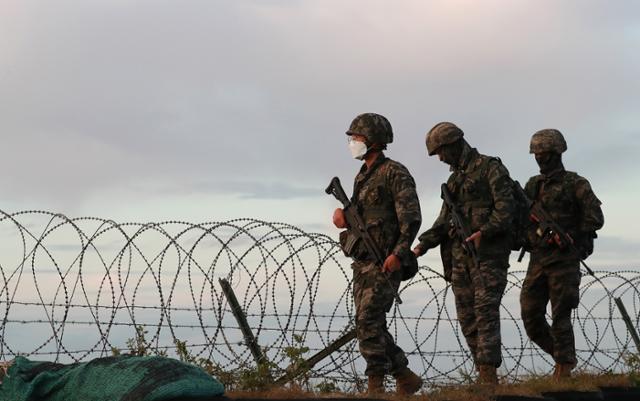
[225,372,634,401]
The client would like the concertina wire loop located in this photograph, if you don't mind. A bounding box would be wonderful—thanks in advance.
[0,210,638,389]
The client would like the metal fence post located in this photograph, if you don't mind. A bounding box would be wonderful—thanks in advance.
[615,297,640,352]
[275,328,357,385]
[218,278,269,366]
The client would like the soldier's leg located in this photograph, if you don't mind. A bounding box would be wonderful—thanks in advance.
[472,259,508,367]
[353,262,405,376]
[451,260,479,361]
[520,261,554,356]
[384,331,409,375]
[547,261,581,366]
[382,273,409,376]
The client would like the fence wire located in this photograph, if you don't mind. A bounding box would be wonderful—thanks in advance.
[0,211,638,389]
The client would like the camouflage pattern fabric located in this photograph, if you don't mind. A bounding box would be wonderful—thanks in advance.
[417,142,515,367]
[520,260,581,365]
[346,154,422,266]
[353,260,407,375]
[529,129,567,154]
[346,113,394,144]
[342,153,421,376]
[425,122,464,156]
[452,258,508,367]
[520,167,604,364]
[523,169,604,266]
[417,143,515,258]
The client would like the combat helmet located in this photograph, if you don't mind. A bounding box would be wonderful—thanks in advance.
[529,129,567,154]
[425,122,464,156]
[346,113,393,144]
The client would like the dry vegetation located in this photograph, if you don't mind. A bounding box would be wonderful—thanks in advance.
[118,327,640,399]
[8,327,633,400]
[428,372,630,401]
[228,372,632,400]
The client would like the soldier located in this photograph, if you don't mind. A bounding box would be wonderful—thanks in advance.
[412,122,515,384]
[332,113,423,395]
[520,129,604,379]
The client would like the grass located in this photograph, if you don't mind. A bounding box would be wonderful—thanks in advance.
[111,327,640,399]
[227,372,633,400]
[428,372,630,401]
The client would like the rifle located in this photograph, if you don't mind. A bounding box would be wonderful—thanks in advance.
[440,183,480,268]
[325,176,402,304]
[513,182,640,350]
[513,181,594,275]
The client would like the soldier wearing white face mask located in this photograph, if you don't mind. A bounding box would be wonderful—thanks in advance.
[332,113,423,395]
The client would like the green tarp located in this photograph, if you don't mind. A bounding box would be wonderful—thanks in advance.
[0,355,224,401]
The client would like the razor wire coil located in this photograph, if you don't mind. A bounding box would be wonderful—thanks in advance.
[0,211,638,389]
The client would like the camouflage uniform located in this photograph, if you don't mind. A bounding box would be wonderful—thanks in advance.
[520,151,604,365]
[417,141,515,367]
[345,153,422,376]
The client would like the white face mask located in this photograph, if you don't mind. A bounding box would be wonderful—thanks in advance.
[349,140,368,160]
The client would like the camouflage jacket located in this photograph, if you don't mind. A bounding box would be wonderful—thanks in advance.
[524,167,604,266]
[418,144,515,262]
[340,154,422,265]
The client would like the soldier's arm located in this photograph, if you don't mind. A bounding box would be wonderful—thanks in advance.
[479,161,516,238]
[389,166,422,259]
[415,201,448,255]
[520,176,539,250]
[524,177,538,200]
[575,177,604,233]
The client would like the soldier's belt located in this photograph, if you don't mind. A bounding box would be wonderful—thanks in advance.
[460,200,493,208]
[362,208,395,221]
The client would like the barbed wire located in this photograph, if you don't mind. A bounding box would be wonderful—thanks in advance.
[0,210,638,390]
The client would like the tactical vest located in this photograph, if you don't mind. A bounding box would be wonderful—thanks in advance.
[342,157,420,281]
[447,154,496,232]
[531,171,581,235]
[353,159,400,258]
[445,153,513,261]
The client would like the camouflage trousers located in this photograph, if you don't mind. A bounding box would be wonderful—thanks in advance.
[520,259,581,365]
[352,261,408,376]
[451,256,508,367]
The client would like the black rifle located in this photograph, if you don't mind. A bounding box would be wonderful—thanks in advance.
[325,176,402,304]
[440,183,480,267]
[514,182,640,350]
[440,183,486,289]
[513,181,594,275]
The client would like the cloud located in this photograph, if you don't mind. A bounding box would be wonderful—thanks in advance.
[588,235,640,268]
[0,0,637,231]
[183,180,319,200]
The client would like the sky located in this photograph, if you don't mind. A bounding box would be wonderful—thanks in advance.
[1,0,639,268]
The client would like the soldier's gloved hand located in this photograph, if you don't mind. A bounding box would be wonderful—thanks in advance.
[382,254,402,273]
[333,208,347,229]
[465,231,482,249]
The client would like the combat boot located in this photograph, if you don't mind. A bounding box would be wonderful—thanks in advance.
[553,363,573,380]
[477,365,498,385]
[394,367,423,395]
[367,375,385,395]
